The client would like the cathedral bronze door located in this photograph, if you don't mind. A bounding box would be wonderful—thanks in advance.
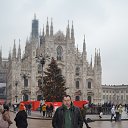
[87,96,92,104]
[23,94,28,101]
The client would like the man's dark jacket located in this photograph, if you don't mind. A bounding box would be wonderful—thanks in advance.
[14,110,28,128]
[52,104,83,128]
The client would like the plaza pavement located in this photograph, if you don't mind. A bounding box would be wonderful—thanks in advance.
[9,110,128,128]
[25,107,128,121]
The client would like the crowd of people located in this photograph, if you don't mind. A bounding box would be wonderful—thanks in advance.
[0,103,28,128]
[39,103,54,118]
[0,97,127,128]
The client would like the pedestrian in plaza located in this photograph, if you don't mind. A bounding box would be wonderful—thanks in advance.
[14,103,28,128]
[118,104,123,121]
[98,105,103,119]
[42,104,46,117]
[25,104,28,115]
[27,103,32,116]
[39,103,42,114]
[49,103,54,118]
[126,104,128,114]
[52,95,83,128]
[115,105,119,121]
[81,104,91,128]
[46,104,50,117]
[0,103,3,113]
[110,105,116,121]
[0,105,13,128]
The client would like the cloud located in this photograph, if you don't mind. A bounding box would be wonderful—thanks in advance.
[0,0,128,84]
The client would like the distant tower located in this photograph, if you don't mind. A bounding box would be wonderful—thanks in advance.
[31,14,39,38]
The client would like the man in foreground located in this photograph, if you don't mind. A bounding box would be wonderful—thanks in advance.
[52,95,83,128]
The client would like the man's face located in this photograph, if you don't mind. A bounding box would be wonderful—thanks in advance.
[63,96,71,107]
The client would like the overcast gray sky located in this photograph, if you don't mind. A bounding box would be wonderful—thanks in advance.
[0,0,128,85]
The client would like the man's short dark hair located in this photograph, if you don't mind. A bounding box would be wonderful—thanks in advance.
[63,95,71,100]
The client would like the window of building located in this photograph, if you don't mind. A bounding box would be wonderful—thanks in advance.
[109,95,111,100]
[106,95,108,100]
[117,95,119,100]
[75,67,80,76]
[103,95,105,99]
[103,90,105,93]
[121,95,123,100]
[126,95,128,100]
[24,78,28,87]
[116,90,119,93]
[76,81,79,89]
[57,46,63,61]
[121,90,123,93]
[126,90,128,93]
[88,82,91,89]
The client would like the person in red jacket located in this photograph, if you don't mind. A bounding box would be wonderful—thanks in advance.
[14,103,28,128]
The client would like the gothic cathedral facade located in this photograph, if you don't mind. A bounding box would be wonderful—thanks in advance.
[6,16,102,104]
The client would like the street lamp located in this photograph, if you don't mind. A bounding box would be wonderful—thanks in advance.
[15,81,18,103]
[36,54,50,100]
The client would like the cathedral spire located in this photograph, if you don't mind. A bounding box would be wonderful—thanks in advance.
[83,35,86,52]
[76,44,79,57]
[34,13,36,20]
[17,39,21,61]
[0,46,2,64]
[50,18,53,36]
[31,14,38,38]
[12,39,16,60]
[98,49,101,66]
[46,17,49,36]
[94,48,97,67]
[66,20,70,39]
[42,24,45,37]
[8,49,11,61]
[89,55,92,70]
[71,21,74,40]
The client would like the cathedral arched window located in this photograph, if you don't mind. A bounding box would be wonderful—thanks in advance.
[57,46,63,61]
[58,68,62,75]
[76,81,79,89]
[38,64,42,74]
[24,77,28,87]
[76,67,80,76]
[88,82,91,89]
[38,79,42,86]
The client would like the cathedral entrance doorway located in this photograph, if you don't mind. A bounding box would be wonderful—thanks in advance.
[87,96,92,104]
[37,95,42,101]
[23,94,28,101]
[75,96,80,101]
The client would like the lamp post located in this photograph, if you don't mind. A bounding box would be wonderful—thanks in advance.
[15,81,18,103]
[36,54,49,100]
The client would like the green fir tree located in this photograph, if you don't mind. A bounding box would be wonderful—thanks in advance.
[42,57,68,102]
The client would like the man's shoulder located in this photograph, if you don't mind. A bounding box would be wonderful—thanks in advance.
[56,106,63,110]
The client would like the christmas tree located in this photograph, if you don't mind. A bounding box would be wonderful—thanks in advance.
[41,57,68,102]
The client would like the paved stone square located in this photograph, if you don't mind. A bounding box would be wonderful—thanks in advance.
[9,112,128,128]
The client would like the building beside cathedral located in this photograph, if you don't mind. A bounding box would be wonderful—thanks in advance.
[6,16,102,104]
[102,84,128,105]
